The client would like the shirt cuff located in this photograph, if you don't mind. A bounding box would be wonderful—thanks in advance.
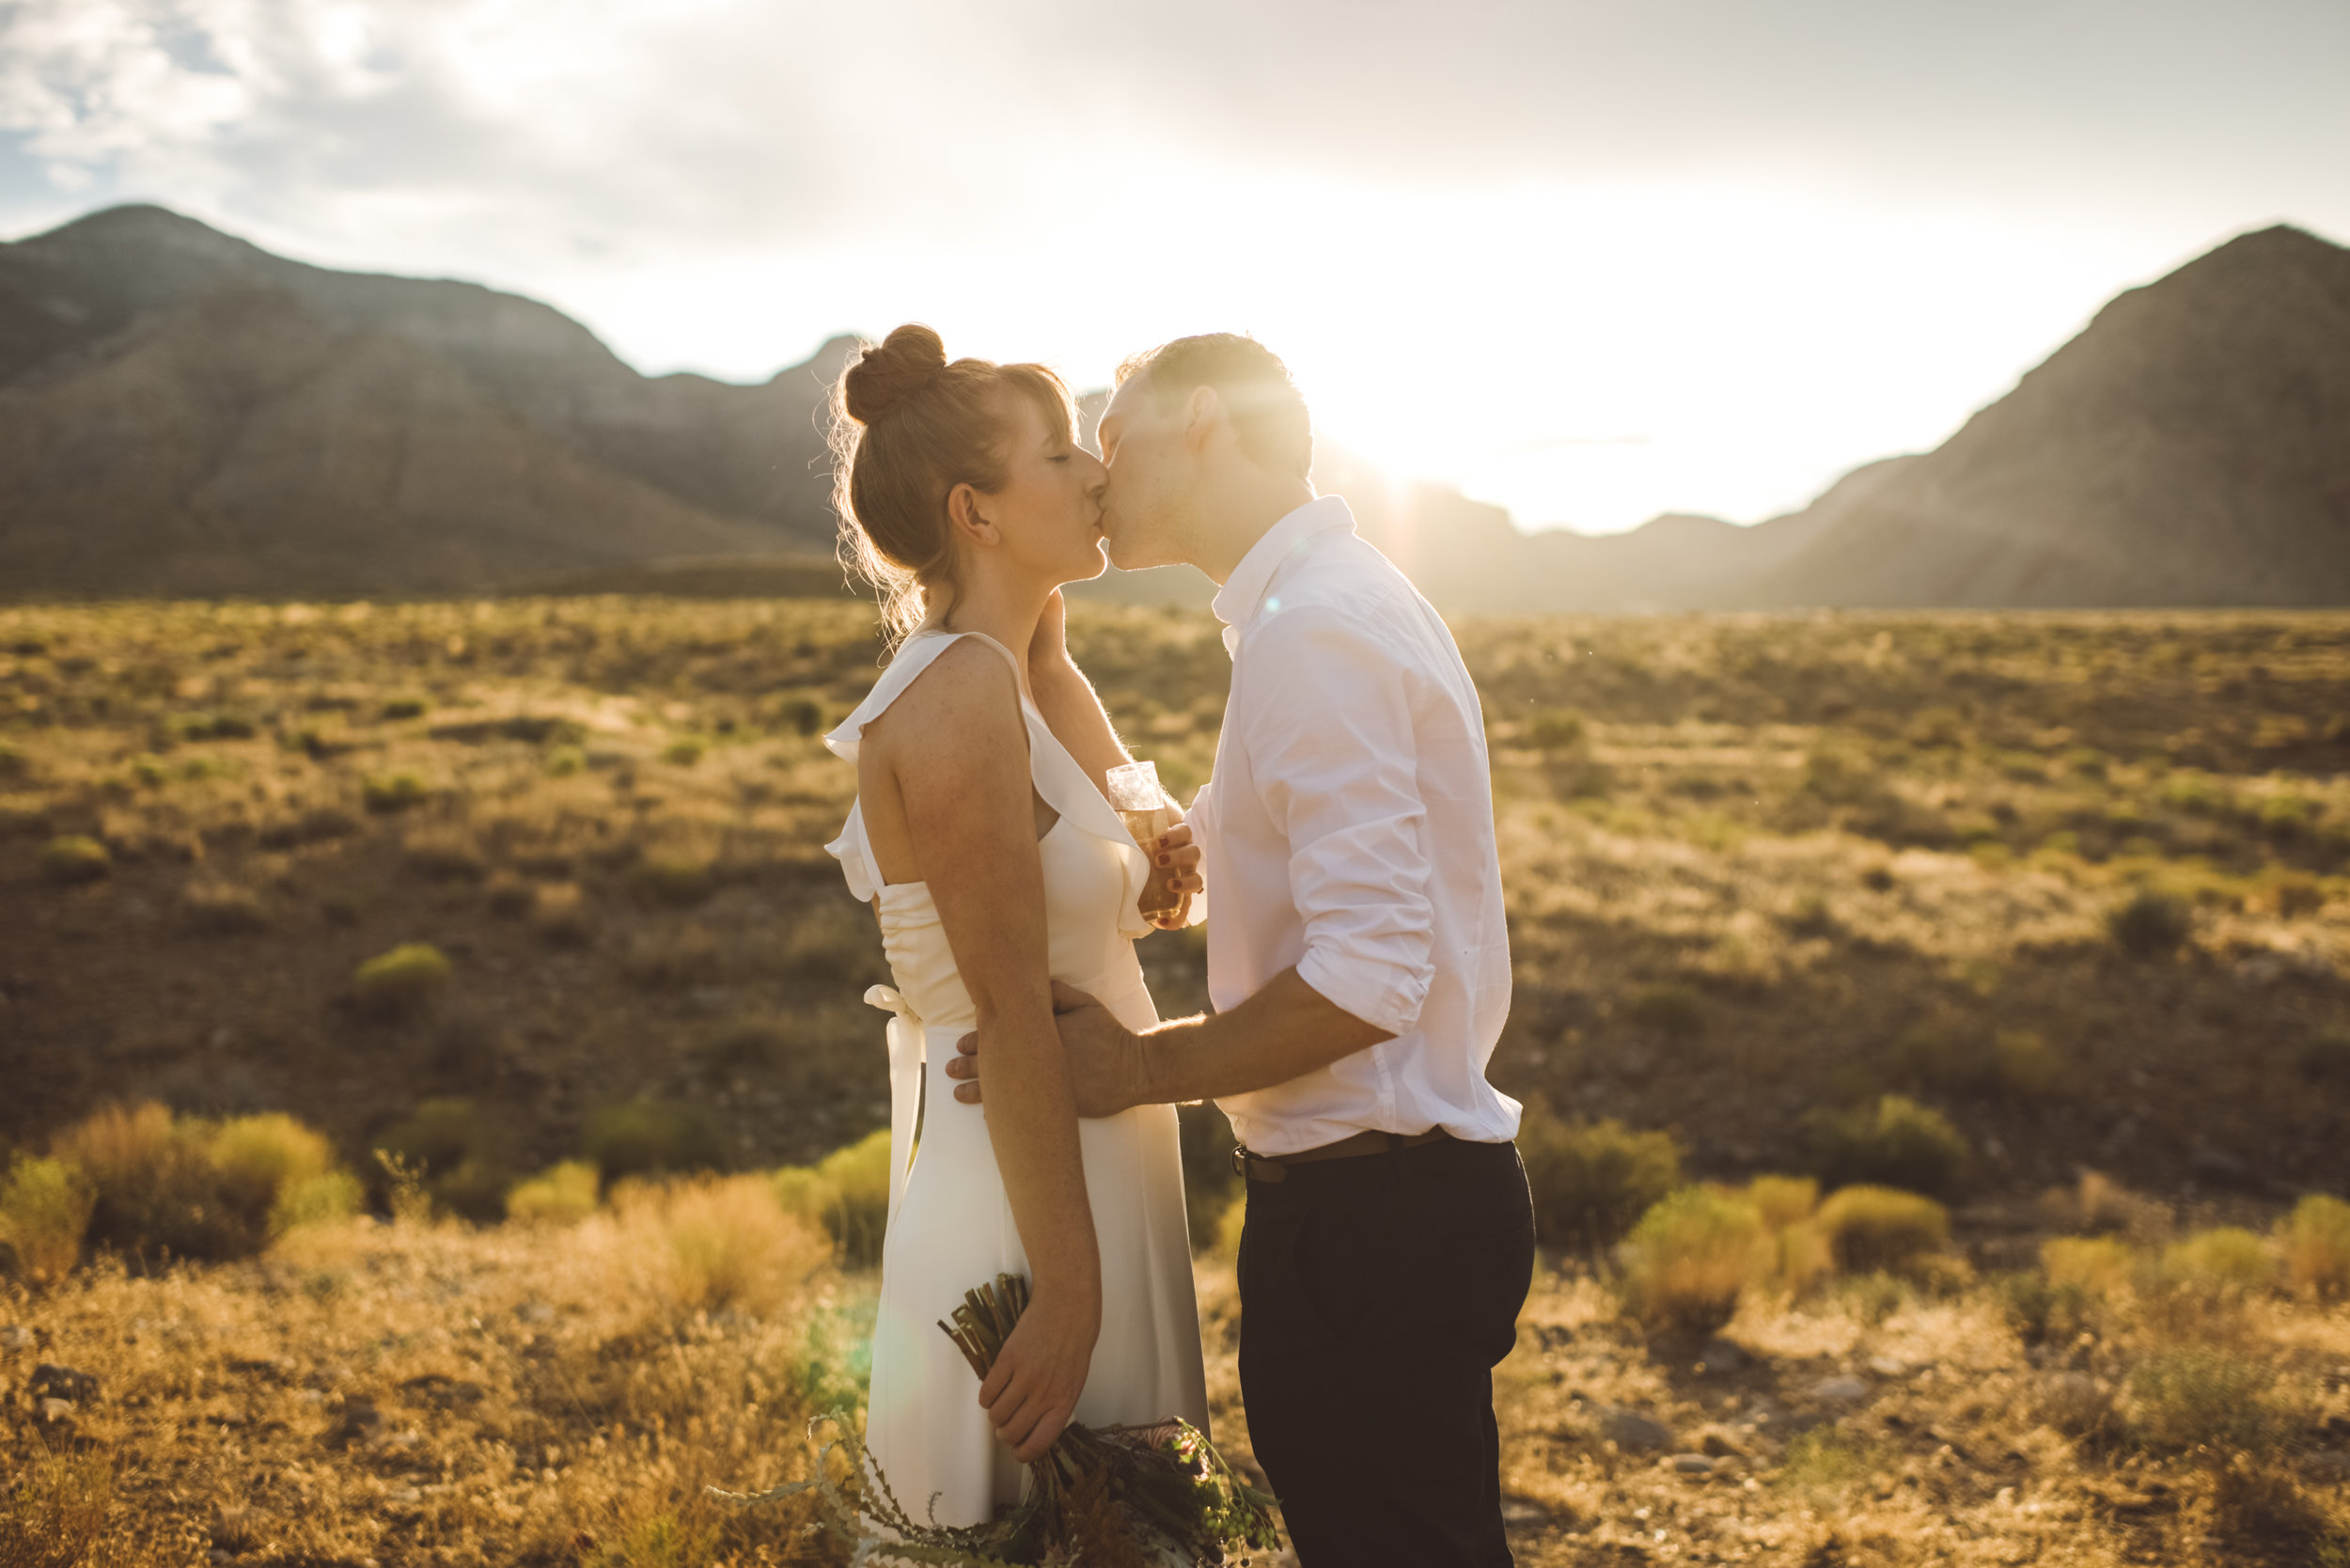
[1295,947,1428,1038]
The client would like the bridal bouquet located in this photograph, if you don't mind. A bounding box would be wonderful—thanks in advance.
[713,1273,1282,1566]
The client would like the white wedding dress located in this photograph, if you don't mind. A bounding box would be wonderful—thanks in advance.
[823,630,1209,1530]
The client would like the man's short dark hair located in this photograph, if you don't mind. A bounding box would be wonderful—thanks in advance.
[1116,333,1312,481]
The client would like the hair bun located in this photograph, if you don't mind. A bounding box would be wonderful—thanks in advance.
[843,323,948,425]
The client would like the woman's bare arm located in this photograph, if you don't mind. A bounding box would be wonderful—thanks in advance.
[863,638,1098,1462]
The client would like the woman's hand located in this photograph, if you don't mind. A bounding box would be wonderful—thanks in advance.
[1141,820,1203,929]
[977,1282,1101,1462]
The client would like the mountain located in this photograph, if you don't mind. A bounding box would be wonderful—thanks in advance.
[3,206,2344,607]
[0,205,850,597]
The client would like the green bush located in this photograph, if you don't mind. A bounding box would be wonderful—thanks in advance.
[380,697,429,720]
[271,1170,362,1233]
[2126,1348,2289,1456]
[2107,889,2192,957]
[209,1113,337,1218]
[2280,1194,2350,1302]
[506,1161,602,1227]
[1617,1186,1765,1337]
[372,1097,514,1223]
[1625,982,1706,1040]
[39,835,111,885]
[361,771,430,813]
[353,942,452,1018]
[772,1128,894,1269]
[53,1101,251,1260]
[1527,708,1587,750]
[1802,1093,1969,1199]
[1994,1270,2093,1347]
[0,1154,95,1285]
[1814,1185,1950,1276]
[1516,1106,1682,1251]
[585,1099,726,1183]
[2157,1227,2275,1299]
[659,736,709,766]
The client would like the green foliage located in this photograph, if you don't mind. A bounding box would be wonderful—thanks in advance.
[1617,1186,1765,1337]
[2125,1348,2290,1456]
[1813,1184,1950,1276]
[1527,708,1587,750]
[2107,888,2193,957]
[380,696,429,720]
[353,941,453,1017]
[659,735,709,766]
[39,834,110,884]
[506,1160,602,1226]
[1993,1269,2093,1347]
[1776,1429,1888,1493]
[271,1170,363,1233]
[771,1128,893,1269]
[0,1154,95,1284]
[361,770,431,812]
[586,1099,727,1184]
[1802,1093,1969,1199]
[2280,1193,2350,1303]
[1516,1106,1682,1252]
[373,1097,514,1222]
[1625,982,1706,1039]
[210,1113,337,1217]
[2157,1227,2275,1299]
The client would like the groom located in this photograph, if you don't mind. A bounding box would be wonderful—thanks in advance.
[948,335,1533,1565]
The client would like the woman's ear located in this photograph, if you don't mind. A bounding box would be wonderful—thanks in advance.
[946,482,999,547]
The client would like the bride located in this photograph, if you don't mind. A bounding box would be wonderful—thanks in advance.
[820,324,1212,1528]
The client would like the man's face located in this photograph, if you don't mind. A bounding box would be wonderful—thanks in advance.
[1094,375,1192,572]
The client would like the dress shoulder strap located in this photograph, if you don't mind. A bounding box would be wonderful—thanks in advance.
[822,631,1024,765]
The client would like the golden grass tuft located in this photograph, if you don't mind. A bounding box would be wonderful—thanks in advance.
[506,1160,601,1226]
[0,1153,95,1285]
[1617,1185,1765,1336]
[352,941,452,1018]
[1813,1184,1950,1277]
[2280,1192,2350,1302]
[603,1172,831,1317]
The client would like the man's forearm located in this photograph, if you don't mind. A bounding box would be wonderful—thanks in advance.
[1132,967,1393,1107]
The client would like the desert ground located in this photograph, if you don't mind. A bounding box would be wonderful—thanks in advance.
[5,597,2349,1565]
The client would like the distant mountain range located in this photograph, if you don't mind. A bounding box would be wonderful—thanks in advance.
[4,205,2345,608]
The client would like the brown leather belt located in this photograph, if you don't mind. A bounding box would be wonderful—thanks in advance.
[1231,1127,1452,1184]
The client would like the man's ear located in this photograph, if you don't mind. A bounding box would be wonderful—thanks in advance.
[946,482,997,546]
[1182,385,1224,457]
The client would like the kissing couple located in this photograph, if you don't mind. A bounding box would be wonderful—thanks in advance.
[820,325,1535,1566]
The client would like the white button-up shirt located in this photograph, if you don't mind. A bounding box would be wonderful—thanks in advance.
[1189,494,1521,1155]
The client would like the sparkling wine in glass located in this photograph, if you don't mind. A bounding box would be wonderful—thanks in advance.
[1104,760,1180,917]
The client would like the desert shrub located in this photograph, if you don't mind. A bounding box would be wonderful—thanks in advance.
[2157,1227,2275,1299]
[2107,889,2192,957]
[1996,1270,2094,1347]
[610,1173,828,1315]
[39,834,110,884]
[0,1450,113,1565]
[2125,1347,2290,1456]
[402,827,489,881]
[659,736,709,766]
[1516,1106,1682,1251]
[586,1099,727,1182]
[2159,771,2226,816]
[1802,1093,1968,1199]
[530,881,594,946]
[1989,1029,2063,1096]
[353,941,452,1017]
[1625,982,1706,1039]
[771,1128,894,1269]
[507,1160,602,1227]
[2280,1193,2350,1302]
[362,770,430,812]
[209,1113,337,1219]
[380,696,429,720]
[1616,1186,1765,1337]
[1746,1174,1820,1231]
[2043,1234,2138,1298]
[180,877,269,933]
[372,1097,513,1222]
[0,1153,95,1284]
[631,849,714,907]
[1814,1185,1949,1276]
[52,1101,266,1260]
[1527,708,1586,750]
[270,1169,362,1233]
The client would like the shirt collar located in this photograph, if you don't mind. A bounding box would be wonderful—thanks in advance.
[1210,494,1355,657]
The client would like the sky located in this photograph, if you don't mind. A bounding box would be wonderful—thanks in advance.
[2,0,2346,534]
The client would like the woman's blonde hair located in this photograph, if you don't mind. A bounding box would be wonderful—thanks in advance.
[829,323,1079,647]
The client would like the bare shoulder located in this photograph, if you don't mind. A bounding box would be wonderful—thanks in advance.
[864,637,1027,776]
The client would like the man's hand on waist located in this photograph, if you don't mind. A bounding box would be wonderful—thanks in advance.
[949,980,1145,1119]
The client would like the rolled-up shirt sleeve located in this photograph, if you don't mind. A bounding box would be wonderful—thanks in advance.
[1243,607,1435,1036]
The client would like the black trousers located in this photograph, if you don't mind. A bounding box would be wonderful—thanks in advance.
[1237,1135,1536,1568]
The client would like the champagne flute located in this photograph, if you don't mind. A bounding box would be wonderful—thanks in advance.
[1104,760,1180,917]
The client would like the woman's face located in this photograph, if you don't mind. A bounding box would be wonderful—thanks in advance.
[977,388,1108,587]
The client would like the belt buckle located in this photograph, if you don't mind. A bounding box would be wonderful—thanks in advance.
[1231,1145,1286,1184]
